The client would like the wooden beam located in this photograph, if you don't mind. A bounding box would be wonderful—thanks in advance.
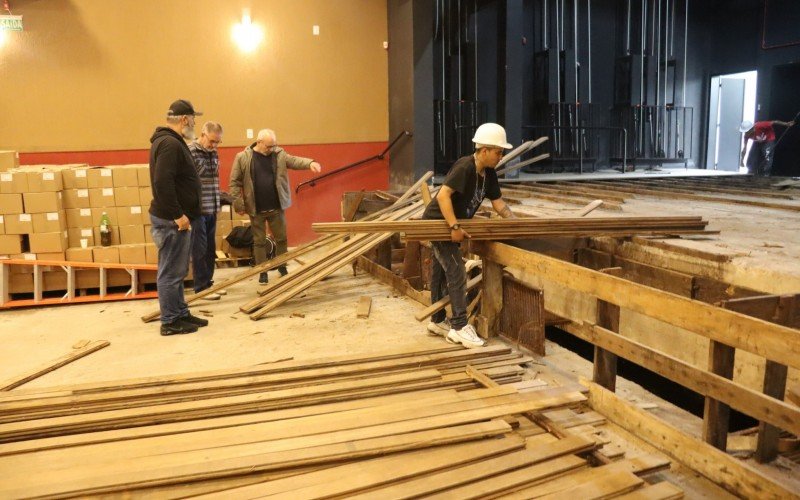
[414,274,482,322]
[0,341,110,391]
[586,381,798,500]
[701,340,735,451]
[356,255,429,306]
[476,241,800,370]
[564,322,800,437]
[755,360,789,463]
[479,260,504,338]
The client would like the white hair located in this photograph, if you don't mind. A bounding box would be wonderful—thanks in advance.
[167,115,189,125]
[202,121,223,134]
[257,129,277,143]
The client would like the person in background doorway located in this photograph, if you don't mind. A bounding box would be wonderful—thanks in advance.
[740,118,795,176]
[229,129,322,284]
[422,123,515,348]
[149,99,208,336]
[188,121,224,300]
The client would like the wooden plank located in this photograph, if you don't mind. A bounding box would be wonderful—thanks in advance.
[586,381,799,500]
[356,255,429,306]
[414,274,482,322]
[196,435,527,499]
[613,481,685,500]
[343,190,366,222]
[536,470,644,500]
[345,435,595,500]
[477,241,800,370]
[356,296,372,318]
[0,420,513,498]
[422,454,586,500]
[497,454,672,500]
[0,341,110,391]
[593,267,620,392]
[564,322,800,437]
[702,340,735,451]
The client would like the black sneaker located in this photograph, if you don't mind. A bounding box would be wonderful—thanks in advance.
[160,319,198,336]
[278,266,288,277]
[181,313,209,327]
[259,272,269,284]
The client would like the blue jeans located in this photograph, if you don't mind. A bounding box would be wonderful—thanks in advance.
[430,241,468,330]
[191,214,217,293]
[150,214,191,324]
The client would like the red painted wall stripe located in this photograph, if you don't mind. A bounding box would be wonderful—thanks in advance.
[20,142,390,245]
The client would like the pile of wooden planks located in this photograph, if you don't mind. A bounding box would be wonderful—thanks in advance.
[0,345,681,499]
[311,216,714,241]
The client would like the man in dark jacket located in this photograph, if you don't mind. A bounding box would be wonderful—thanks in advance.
[149,99,209,336]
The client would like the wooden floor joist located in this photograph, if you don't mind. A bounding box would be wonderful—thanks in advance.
[0,340,110,391]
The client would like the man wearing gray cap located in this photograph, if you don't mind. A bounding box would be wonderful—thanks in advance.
[148,99,208,336]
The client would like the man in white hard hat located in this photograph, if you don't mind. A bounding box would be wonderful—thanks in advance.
[421,123,516,348]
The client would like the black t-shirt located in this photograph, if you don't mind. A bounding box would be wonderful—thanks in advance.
[422,155,502,220]
[252,151,281,212]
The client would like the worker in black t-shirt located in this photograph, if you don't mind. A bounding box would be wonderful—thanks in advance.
[422,123,516,348]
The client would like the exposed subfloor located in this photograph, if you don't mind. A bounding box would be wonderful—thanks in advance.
[0,262,757,498]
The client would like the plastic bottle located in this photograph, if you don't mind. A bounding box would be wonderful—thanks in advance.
[100,211,112,247]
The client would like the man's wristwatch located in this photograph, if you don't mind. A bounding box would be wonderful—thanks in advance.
[450,223,460,231]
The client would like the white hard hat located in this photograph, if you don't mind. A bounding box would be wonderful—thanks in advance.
[472,123,513,149]
[739,120,754,133]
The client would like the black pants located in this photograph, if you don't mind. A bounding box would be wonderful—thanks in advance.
[747,141,775,177]
[430,241,468,330]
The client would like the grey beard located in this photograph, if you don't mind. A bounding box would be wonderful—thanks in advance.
[181,127,196,140]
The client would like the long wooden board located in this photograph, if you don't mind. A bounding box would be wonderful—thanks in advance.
[0,341,110,391]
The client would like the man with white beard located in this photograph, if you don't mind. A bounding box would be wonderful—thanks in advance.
[148,99,209,336]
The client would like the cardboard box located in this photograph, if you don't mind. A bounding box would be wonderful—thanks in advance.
[26,169,63,192]
[233,209,249,221]
[137,165,151,186]
[0,171,28,194]
[92,226,120,246]
[62,189,91,209]
[66,247,94,262]
[144,243,158,264]
[0,193,23,214]
[0,215,4,235]
[38,252,66,262]
[139,187,153,207]
[29,231,69,253]
[9,273,33,294]
[61,165,90,189]
[23,192,63,213]
[119,225,145,244]
[65,208,94,228]
[87,167,114,188]
[143,225,153,243]
[32,211,67,233]
[112,166,140,187]
[117,206,147,226]
[91,207,118,226]
[113,187,140,206]
[232,219,251,227]
[92,246,120,264]
[5,214,33,234]
[0,151,20,172]
[0,234,25,254]
[88,188,115,208]
[219,205,233,220]
[118,244,147,264]
[67,227,95,247]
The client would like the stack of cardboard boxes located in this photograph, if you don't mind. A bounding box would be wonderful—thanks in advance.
[1,159,252,293]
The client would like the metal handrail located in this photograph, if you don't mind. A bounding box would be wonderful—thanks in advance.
[295,131,412,193]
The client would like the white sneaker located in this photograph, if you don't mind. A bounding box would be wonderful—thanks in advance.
[446,324,486,348]
[202,292,222,301]
[427,320,450,337]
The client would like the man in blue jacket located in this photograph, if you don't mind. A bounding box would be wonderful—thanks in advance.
[149,99,209,336]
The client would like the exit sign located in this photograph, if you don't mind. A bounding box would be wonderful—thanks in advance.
[0,15,23,31]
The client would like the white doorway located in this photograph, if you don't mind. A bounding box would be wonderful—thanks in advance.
[706,71,758,171]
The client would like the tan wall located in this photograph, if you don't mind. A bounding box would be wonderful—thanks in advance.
[0,0,388,152]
